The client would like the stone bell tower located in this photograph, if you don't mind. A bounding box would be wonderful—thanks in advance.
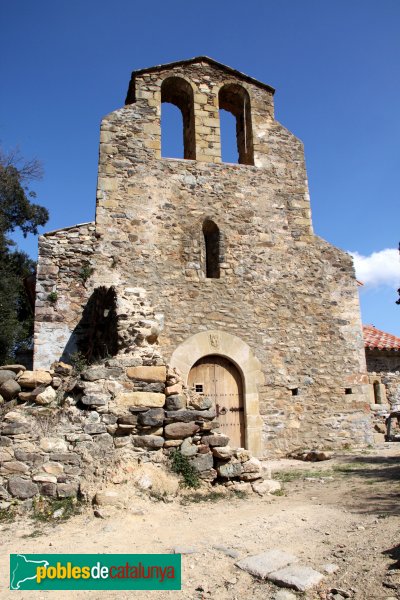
[34,57,373,455]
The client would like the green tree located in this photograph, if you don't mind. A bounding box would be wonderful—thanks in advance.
[0,148,49,364]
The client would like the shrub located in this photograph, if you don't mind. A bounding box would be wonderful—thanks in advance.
[69,351,88,374]
[170,449,200,489]
[79,263,94,283]
[47,291,58,303]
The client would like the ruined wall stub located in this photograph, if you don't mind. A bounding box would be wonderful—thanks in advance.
[34,57,372,455]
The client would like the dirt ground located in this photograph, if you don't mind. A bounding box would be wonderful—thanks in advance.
[1,444,400,600]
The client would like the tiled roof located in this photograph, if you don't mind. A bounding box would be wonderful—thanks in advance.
[363,324,400,351]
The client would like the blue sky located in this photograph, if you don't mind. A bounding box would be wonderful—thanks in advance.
[1,0,399,334]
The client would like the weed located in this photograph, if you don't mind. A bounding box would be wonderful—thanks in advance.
[271,488,285,496]
[47,291,58,304]
[33,412,61,437]
[69,351,88,374]
[79,263,94,283]
[0,507,15,522]
[274,469,334,482]
[181,491,226,504]
[273,470,302,482]
[232,489,248,500]
[170,449,200,489]
[32,497,81,522]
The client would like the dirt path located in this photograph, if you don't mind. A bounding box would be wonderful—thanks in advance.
[1,445,399,599]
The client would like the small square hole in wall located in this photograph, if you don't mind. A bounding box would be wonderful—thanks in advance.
[291,388,299,396]
[345,388,353,395]
[195,384,204,394]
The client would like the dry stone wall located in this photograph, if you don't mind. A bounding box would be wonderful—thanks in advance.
[0,360,270,505]
[34,58,373,456]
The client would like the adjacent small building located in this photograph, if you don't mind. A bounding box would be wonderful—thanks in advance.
[363,324,400,410]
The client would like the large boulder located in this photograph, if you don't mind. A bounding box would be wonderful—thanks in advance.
[35,386,57,405]
[0,379,21,400]
[0,370,17,384]
[0,364,26,374]
[17,370,52,389]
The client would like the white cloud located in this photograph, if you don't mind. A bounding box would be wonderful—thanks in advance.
[349,248,400,288]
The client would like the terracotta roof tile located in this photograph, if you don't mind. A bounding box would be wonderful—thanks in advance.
[363,324,400,351]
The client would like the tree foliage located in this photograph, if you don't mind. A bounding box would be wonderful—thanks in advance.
[0,148,49,364]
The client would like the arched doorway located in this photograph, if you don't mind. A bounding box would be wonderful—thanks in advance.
[188,355,245,447]
[170,330,264,456]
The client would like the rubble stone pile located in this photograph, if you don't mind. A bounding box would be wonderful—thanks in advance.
[0,360,276,505]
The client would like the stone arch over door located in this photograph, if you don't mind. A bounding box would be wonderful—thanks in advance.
[170,330,264,456]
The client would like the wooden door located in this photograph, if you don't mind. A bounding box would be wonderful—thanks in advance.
[188,355,245,448]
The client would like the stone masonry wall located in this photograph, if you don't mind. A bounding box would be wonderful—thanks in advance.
[34,59,372,455]
[34,223,97,368]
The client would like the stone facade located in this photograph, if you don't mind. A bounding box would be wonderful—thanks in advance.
[33,57,373,456]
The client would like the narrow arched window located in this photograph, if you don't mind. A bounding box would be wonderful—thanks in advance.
[373,381,382,404]
[203,220,220,279]
[219,84,254,165]
[161,77,196,160]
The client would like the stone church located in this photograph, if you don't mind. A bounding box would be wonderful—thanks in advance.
[33,57,373,456]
